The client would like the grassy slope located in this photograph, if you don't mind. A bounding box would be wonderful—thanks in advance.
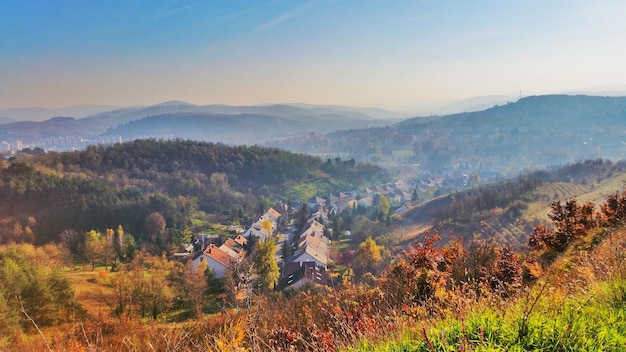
[348,228,626,351]
[69,268,118,316]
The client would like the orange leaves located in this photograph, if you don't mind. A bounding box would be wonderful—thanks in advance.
[269,325,302,351]
[600,189,626,227]
[530,198,606,254]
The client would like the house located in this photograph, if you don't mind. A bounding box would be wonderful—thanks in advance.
[193,233,220,251]
[258,207,281,232]
[262,207,282,223]
[394,204,409,214]
[289,244,328,269]
[333,197,358,213]
[243,207,282,242]
[301,219,324,234]
[298,232,330,250]
[233,234,248,246]
[192,244,233,278]
[307,207,329,225]
[357,196,374,208]
[278,261,331,290]
[306,196,326,212]
[243,221,271,242]
[219,238,247,260]
[227,225,243,234]
[298,221,329,245]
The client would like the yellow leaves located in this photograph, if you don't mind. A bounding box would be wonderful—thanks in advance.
[211,315,248,352]
[356,236,382,271]
[261,218,273,234]
[523,261,544,280]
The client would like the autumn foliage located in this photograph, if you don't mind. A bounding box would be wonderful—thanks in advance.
[529,190,626,256]
[7,189,626,350]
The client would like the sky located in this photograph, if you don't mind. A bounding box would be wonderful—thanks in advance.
[2,0,626,112]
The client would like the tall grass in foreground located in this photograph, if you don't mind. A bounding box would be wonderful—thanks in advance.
[350,279,626,351]
[348,226,626,352]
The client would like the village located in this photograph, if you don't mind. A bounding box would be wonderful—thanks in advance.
[185,182,416,292]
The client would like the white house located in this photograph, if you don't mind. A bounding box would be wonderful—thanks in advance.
[192,244,233,278]
[289,244,328,269]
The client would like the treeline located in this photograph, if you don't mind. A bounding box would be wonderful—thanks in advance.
[431,174,542,223]
[533,158,626,184]
[0,139,387,245]
[429,159,626,226]
[0,161,190,245]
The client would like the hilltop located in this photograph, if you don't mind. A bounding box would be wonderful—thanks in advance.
[0,102,396,152]
[394,159,626,249]
[0,139,388,244]
[269,94,626,179]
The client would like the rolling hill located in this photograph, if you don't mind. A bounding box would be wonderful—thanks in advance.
[270,95,626,175]
[394,159,626,249]
[0,102,395,151]
[0,116,14,124]
[104,108,393,145]
[0,104,120,122]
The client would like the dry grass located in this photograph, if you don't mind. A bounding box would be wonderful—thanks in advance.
[68,269,118,316]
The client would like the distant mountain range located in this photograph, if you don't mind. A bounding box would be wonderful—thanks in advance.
[0,104,121,122]
[269,94,626,177]
[4,95,626,178]
[0,117,14,124]
[0,102,399,150]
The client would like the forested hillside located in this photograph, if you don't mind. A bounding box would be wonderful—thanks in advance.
[269,95,626,176]
[0,139,387,244]
[397,159,626,248]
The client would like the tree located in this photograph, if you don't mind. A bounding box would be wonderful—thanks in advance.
[204,266,225,313]
[380,232,447,307]
[600,189,626,227]
[469,173,481,187]
[254,238,280,291]
[281,239,293,261]
[170,260,208,318]
[296,203,311,233]
[112,271,136,317]
[0,244,76,331]
[261,218,273,235]
[377,194,390,220]
[209,172,229,190]
[130,254,175,320]
[529,199,597,252]
[113,225,125,261]
[103,228,116,271]
[412,188,419,203]
[84,230,104,271]
[124,233,138,261]
[490,244,521,296]
[144,212,166,243]
[355,236,382,276]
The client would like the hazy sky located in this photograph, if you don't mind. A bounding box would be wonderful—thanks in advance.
[2,0,626,111]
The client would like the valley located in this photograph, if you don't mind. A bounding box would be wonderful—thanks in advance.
[2,97,626,351]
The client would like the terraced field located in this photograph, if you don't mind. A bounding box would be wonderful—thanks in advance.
[395,170,626,250]
[526,173,626,221]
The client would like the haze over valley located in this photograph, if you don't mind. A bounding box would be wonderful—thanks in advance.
[3,1,626,351]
